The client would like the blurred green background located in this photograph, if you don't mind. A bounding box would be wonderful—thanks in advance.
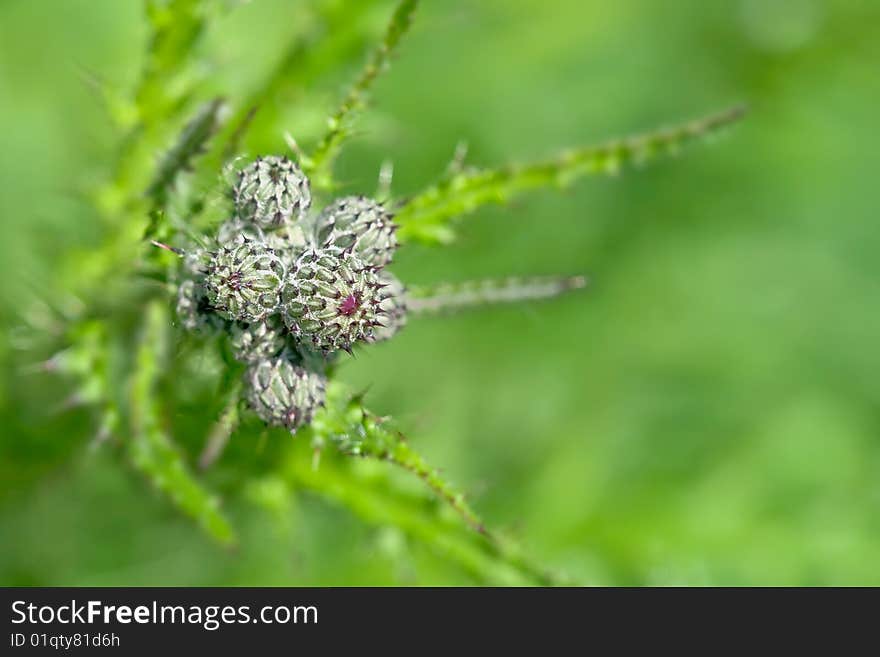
[1,0,879,585]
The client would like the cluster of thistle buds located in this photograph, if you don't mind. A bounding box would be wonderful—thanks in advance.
[175,155,406,433]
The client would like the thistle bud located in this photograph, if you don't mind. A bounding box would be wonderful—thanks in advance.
[175,278,225,333]
[233,155,311,227]
[182,247,212,279]
[314,196,398,268]
[264,224,310,268]
[245,357,326,432]
[216,218,309,266]
[216,217,267,247]
[229,318,286,363]
[205,242,285,322]
[280,248,384,352]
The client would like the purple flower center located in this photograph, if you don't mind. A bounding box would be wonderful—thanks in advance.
[338,293,361,316]
[226,271,243,291]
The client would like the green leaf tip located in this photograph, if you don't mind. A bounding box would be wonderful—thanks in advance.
[146,97,228,212]
[128,301,237,547]
[408,275,588,315]
[311,381,484,533]
[305,0,420,190]
[300,383,561,584]
[138,0,213,121]
[395,104,748,244]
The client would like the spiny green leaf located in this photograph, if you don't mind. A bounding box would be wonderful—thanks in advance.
[313,382,484,532]
[97,0,216,238]
[138,0,212,121]
[305,382,561,584]
[408,275,588,315]
[128,300,236,546]
[73,64,138,129]
[305,0,420,190]
[284,444,549,585]
[48,321,121,444]
[396,105,748,244]
[209,0,387,166]
[145,97,227,221]
[198,380,242,470]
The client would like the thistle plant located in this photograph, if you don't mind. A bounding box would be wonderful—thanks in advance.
[20,0,744,585]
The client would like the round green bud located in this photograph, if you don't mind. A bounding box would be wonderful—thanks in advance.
[371,270,408,343]
[314,196,398,268]
[233,155,311,227]
[205,242,285,322]
[264,224,310,268]
[216,218,309,267]
[245,357,326,432]
[175,278,225,333]
[229,318,287,363]
[182,247,212,279]
[280,248,385,353]
[216,217,267,247]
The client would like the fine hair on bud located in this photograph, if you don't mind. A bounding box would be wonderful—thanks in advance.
[176,278,226,333]
[217,217,309,268]
[216,217,269,247]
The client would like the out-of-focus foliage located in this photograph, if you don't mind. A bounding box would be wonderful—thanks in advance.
[1,0,879,585]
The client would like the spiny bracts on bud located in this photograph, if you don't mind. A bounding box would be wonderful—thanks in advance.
[176,279,225,333]
[217,218,309,266]
[265,224,310,266]
[280,249,385,352]
[233,155,311,227]
[204,242,285,322]
[182,247,212,278]
[229,318,287,363]
[371,270,408,342]
[314,196,398,268]
[245,357,326,432]
[216,217,267,247]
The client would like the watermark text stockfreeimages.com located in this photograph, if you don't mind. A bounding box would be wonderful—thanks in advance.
[11,599,317,631]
